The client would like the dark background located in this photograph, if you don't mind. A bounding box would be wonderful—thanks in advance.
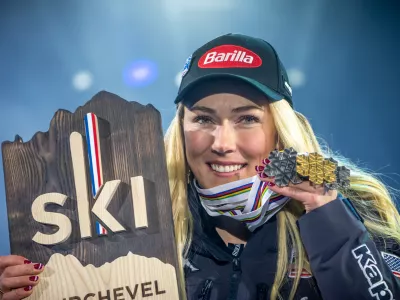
[1,0,399,254]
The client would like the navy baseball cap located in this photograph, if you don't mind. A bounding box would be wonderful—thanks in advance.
[174,33,293,107]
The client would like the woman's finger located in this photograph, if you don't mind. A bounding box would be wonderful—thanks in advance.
[0,263,44,299]
[1,274,40,291]
[283,180,326,194]
[1,286,34,300]
[257,170,330,196]
[271,180,336,198]
[267,184,317,203]
[255,166,275,183]
[268,183,338,211]
[1,263,44,279]
[0,256,29,272]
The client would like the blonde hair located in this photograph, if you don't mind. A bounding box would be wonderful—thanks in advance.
[164,101,400,299]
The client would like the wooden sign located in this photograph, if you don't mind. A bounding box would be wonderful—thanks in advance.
[1,91,181,299]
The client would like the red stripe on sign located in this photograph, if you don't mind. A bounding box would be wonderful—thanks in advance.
[91,113,102,187]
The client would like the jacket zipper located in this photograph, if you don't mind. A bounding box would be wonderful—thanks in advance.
[227,258,242,300]
[198,279,213,300]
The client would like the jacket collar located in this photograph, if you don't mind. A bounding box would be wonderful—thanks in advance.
[187,181,279,262]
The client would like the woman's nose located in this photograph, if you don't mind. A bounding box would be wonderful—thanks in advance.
[211,124,236,154]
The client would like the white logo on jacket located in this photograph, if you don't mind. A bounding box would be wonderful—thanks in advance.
[352,244,393,300]
[184,258,199,273]
[232,244,241,257]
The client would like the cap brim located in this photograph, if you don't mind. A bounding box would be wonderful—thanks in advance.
[174,73,284,104]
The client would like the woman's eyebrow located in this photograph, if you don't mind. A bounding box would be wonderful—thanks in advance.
[189,105,263,114]
[189,106,215,114]
[231,105,264,113]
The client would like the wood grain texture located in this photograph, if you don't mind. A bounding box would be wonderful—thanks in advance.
[27,252,179,300]
[1,91,181,298]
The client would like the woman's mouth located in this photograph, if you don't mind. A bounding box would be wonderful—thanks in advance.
[208,163,247,174]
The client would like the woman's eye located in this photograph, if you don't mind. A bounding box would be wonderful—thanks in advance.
[238,115,260,124]
[193,115,214,125]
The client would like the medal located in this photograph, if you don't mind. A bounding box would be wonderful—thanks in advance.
[262,148,350,190]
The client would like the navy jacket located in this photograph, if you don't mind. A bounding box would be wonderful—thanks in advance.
[184,182,400,299]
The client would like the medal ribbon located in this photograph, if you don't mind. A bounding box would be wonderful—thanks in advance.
[194,175,290,231]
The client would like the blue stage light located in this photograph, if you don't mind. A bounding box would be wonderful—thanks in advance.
[123,59,158,87]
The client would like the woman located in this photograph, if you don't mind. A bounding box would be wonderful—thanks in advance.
[165,33,400,299]
[0,33,400,300]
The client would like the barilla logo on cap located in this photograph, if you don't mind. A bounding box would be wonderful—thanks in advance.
[198,45,262,68]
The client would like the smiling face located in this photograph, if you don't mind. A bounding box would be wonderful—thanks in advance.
[182,79,277,189]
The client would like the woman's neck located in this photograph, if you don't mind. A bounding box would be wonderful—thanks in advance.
[213,216,250,246]
[216,227,248,246]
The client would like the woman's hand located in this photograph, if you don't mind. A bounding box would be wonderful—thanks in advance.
[0,255,44,300]
[256,164,338,213]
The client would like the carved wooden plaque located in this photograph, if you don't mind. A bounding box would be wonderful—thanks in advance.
[1,91,181,300]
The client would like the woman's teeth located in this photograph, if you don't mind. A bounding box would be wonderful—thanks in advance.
[210,164,245,173]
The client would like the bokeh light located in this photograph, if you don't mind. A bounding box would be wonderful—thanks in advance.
[287,68,306,88]
[123,60,158,88]
[175,71,182,87]
[72,71,93,91]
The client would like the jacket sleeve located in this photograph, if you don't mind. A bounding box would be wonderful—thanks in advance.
[297,197,400,300]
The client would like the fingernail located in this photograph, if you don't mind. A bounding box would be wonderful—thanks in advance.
[255,165,264,172]
[29,276,38,282]
[34,263,43,270]
[262,158,270,165]
[268,182,276,187]
[24,259,31,264]
[24,286,32,291]
[259,172,268,178]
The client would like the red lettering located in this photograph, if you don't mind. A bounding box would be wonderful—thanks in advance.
[198,45,262,68]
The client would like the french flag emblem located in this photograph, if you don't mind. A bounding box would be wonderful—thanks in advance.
[84,112,107,236]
